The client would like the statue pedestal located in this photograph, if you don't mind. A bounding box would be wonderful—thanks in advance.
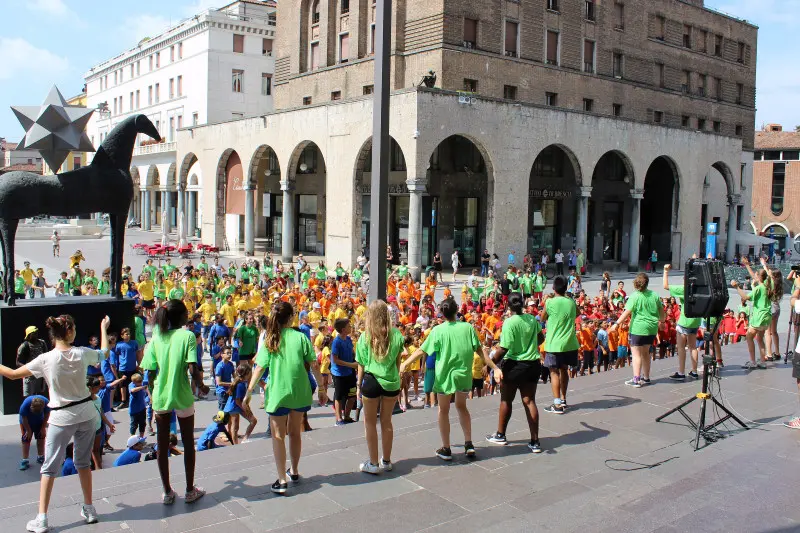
[0,296,136,414]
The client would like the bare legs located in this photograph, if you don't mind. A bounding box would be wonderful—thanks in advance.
[631,345,650,380]
[676,333,698,374]
[549,366,569,403]
[437,392,471,448]
[745,328,767,364]
[155,413,196,495]
[271,411,304,483]
[362,395,397,466]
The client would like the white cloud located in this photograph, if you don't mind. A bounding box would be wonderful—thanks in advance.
[0,38,69,81]
[27,0,85,26]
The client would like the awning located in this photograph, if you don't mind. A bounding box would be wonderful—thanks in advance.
[735,230,777,246]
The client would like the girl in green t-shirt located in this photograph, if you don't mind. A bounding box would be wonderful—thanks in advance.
[610,273,664,388]
[355,301,404,474]
[246,301,317,495]
[732,257,775,369]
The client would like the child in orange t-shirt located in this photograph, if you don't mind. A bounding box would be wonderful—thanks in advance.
[577,323,597,376]
[616,323,630,368]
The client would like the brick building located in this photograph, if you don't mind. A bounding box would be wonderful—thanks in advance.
[752,124,800,254]
[175,0,758,272]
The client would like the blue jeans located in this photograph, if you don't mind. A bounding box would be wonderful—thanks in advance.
[480,264,488,277]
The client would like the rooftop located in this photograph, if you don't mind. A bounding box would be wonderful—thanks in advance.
[0,163,42,175]
[755,126,800,150]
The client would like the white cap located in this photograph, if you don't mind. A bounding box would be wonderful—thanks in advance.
[313,302,321,309]
[126,435,146,448]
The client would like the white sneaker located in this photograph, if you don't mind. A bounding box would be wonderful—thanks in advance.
[380,458,393,472]
[742,361,756,369]
[26,516,48,533]
[359,461,380,475]
[81,504,98,524]
[756,361,767,369]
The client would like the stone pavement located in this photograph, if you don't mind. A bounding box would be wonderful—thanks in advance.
[1,342,799,533]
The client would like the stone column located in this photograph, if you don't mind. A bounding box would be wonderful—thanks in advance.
[139,191,146,227]
[163,189,172,233]
[187,191,196,238]
[244,186,255,256]
[142,190,151,231]
[176,185,185,231]
[629,189,643,272]
[726,194,740,263]
[576,186,592,256]
[281,181,295,263]
[407,179,426,280]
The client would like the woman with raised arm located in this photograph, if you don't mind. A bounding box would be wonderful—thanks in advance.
[732,257,773,369]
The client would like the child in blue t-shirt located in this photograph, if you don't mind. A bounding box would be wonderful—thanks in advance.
[128,373,148,437]
[88,375,118,468]
[210,337,226,385]
[223,364,257,444]
[62,443,78,476]
[143,372,154,435]
[86,335,103,376]
[114,436,146,467]
[18,394,49,470]
[214,347,235,411]
[197,411,233,451]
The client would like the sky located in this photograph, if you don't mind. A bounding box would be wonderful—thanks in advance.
[0,0,798,140]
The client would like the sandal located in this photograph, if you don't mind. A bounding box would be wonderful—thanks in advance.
[185,486,206,504]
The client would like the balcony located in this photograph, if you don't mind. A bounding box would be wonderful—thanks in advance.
[134,141,176,156]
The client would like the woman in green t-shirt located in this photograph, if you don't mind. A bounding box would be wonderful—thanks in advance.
[355,301,404,474]
[610,273,664,388]
[541,275,580,414]
[140,300,206,505]
[732,257,774,369]
[246,301,316,495]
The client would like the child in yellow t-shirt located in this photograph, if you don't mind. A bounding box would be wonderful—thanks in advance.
[471,352,486,398]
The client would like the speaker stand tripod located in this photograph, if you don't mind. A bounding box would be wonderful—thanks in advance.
[656,319,749,450]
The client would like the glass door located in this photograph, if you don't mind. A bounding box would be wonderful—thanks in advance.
[392,196,409,264]
[602,201,623,261]
[453,197,479,265]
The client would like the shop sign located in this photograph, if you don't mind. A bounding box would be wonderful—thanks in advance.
[529,189,572,199]
[357,183,410,194]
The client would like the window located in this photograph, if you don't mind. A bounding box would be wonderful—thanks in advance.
[148,85,153,105]
[656,15,665,40]
[341,0,350,14]
[547,0,559,11]
[177,115,183,129]
[369,24,376,54]
[178,42,183,59]
[136,61,141,76]
[735,124,743,136]
[697,118,706,130]
[339,33,350,63]
[764,151,781,161]
[390,139,406,171]
[614,2,625,30]
[736,83,743,104]
[463,18,477,48]
[149,55,153,71]
[463,78,477,92]
[612,103,621,116]
[784,151,800,160]
[170,46,175,62]
[261,73,272,96]
[298,146,317,173]
[119,69,123,83]
[262,38,272,56]
[129,92,134,110]
[192,112,199,126]
[683,25,692,48]
[713,120,721,133]
[232,69,243,92]
[135,90,140,109]
[331,91,341,101]
[714,34,723,56]
[310,42,320,69]
[682,70,690,93]
[653,110,663,124]
[583,98,594,112]
[503,85,517,100]
[505,21,518,57]
[714,77,722,100]
[363,85,374,95]
[233,34,244,53]
[156,52,160,68]
[312,0,320,24]
[656,62,665,87]
[545,92,557,106]
[546,30,559,65]
[697,74,706,96]
[585,0,596,21]
[681,115,690,127]
[155,83,160,103]
[177,76,183,97]
[612,53,624,78]
[736,205,743,230]
[169,78,175,99]
[303,96,312,105]
[737,42,745,63]
[232,112,244,119]
[772,163,786,215]
[584,40,595,73]
[130,64,134,78]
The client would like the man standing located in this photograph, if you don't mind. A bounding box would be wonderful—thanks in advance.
[554,249,565,276]
[481,250,491,277]
[17,326,49,398]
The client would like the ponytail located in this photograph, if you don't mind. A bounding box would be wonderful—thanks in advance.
[46,314,75,342]
[154,299,189,334]
[266,301,293,352]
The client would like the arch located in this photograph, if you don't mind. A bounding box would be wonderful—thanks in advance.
[247,144,282,189]
[189,173,199,188]
[215,149,238,246]
[642,156,681,263]
[178,152,198,190]
[165,162,177,190]
[763,223,790,253]
[762,222,791,237]
[286,140,326,185]
[130,166,140,188]
[146,165,159,187]
[749,221,758,234]
[352,136,408,187]
[710,161,734,197]
[527,144,582,254]
[286,141,327,255]
[590,150,634,186]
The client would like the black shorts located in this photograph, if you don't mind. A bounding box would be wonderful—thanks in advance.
[543,350,579,369]
[121,370,137,384]
[142,299,155,309]
[360,373,400,399]
[501,359,542,386]
[793,353,800,380]
[630,334,656,347]
[472,378,484,391]
[333,374,357,402]
[239,352,255,362]
[130,410,146,435]
[582,350,595,367]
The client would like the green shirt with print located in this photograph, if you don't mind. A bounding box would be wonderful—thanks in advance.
[255,328,315,413]
[355,328,404,391]
[749,283,772,328]
[668,285,702,329]
[14,276,25,294]
[421,321,481,395]
[533,274,546,293]
[140,328,197,411]
[235,324,259,355]
[543,296,579,352]
[352,268,363,282]
[520,275,533,295]
[500,313,542,361]
[169,286,185,300]
[625,289,662,336]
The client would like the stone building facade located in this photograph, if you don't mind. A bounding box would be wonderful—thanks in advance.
[176,0,757,273]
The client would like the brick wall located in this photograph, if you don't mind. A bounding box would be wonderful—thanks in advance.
[752,161,800,235]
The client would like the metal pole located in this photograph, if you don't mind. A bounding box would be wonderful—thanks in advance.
[368,0,392,303]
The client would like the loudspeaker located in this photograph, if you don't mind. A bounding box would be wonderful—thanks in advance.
[684,259,729,318]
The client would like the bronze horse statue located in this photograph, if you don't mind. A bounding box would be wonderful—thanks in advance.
[0,114,160,305]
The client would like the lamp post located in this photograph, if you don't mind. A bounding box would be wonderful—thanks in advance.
[367,0,392,303]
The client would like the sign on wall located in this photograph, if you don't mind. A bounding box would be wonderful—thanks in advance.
[529,189,572,199]
[706,222,718,259]
[263,193,271,217]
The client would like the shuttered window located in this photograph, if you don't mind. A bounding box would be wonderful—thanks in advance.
[546,31,559,65]
[505,21,518,57]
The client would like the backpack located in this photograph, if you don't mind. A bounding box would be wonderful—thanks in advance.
[511,277,520,290]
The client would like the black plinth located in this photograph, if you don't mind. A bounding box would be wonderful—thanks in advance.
[0,296,136,415]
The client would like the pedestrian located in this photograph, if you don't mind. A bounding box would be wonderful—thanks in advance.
[140,300,206,505]
[663,265,700,381]
[732,257,773,370]
[17,326,49,398]
[18,394,50,471]
[0,314,112,532]
[451,249,460,282]
[356,300,404,474]
[554,249,564,276]
[650,250,658,273]
[51,231,60,257]
[481,249,490,277]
